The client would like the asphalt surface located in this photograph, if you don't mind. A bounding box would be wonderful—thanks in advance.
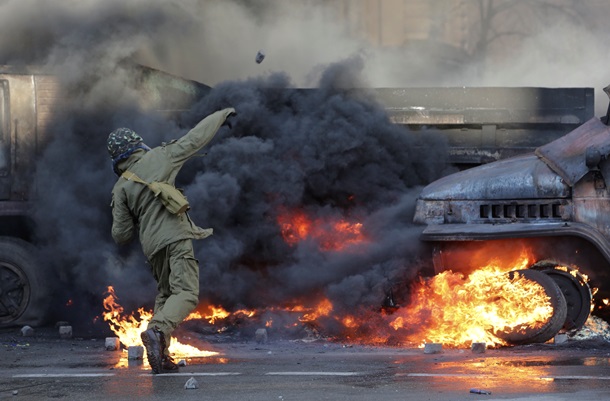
[1,326,610,401]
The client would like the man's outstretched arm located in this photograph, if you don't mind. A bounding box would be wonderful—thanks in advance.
[169,108,236,164]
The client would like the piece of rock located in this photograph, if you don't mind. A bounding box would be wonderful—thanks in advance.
[185,377,199,389]
[423,343,443,354]
[105,337,120,351]
[58,325,73,339]
[471,342,486,354]
[255,50,265,64]
[554,333,569,345]
[127,345,144,360]
[255,328,268,344]
[20,326,34,337]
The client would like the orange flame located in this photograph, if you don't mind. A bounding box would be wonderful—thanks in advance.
[277,209,366,251]
[388,258,554,347]
[102,286,218,359]
[299,298,333,323]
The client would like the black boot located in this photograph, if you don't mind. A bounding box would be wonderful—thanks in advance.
[140,328,164,374]
[162,355,180,372]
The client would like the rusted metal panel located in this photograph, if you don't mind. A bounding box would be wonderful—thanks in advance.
[374,87,593,124]
[34,75,64,147]
[375,87,594,165]
[572,171,610,240]
[0,79,9,200]
[0,74,36,201]
[536,118,610,186]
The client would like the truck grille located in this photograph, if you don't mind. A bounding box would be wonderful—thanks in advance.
[479,202,563,220]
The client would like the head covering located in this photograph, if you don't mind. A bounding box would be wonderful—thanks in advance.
[107,128,150,175]
[107,128,144,159]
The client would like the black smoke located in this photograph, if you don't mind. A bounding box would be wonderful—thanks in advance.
[0,0,452,335]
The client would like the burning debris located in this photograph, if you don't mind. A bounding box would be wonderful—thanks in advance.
[569,316,610,342]
[99,246,610,352]
[101,287,219,360]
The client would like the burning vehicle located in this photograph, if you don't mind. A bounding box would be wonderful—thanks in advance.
[413,86,610,345]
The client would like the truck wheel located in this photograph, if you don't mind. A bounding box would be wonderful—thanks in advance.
[494,269,567,345]
[0,238,49,327]
[531,260,592,332]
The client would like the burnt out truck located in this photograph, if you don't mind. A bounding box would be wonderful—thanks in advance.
[413,87,610,344]
[0,65,209,328]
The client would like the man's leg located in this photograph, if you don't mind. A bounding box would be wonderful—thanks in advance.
[141,246,171,374]
[148,239,199,345]
[151,248,171,324]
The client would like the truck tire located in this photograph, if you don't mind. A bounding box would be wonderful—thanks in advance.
[494,269,567,345]
[0,237,49,327]
[530,260,593,331]
[530,260,592,332]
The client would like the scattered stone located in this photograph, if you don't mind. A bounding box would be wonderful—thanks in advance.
[554,333,569,345]
[471,342,486,354]
[127,345,144,360]
[55,321,70,328]
[20,325,34,337]
[58,325,73,339]
[12,390,18,395]
[105,337,120,351]
[178,359,187,367]
[255,50,265,64]
[470,388,492,395]
[423,343,443,354]
[184,376,199,389]
[255,328,268,344]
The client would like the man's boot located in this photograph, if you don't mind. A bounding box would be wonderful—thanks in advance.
[140,328,164,374]
[162,355,180,372]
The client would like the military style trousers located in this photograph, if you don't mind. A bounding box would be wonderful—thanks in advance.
[148,239,199,353]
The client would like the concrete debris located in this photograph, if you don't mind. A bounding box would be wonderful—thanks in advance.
[105,337,120,351]
[554,333,569,345]
[255,50,265,64]
[255,328,268,344]
[20,325,34,337]
[178,359,187,367]
[471,342,486,354]
[184,377,199,389]
[127,345,144,360]
[423,343,442,354]
[58,325,73,339]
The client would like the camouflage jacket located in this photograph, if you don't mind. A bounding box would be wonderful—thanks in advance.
[111,108,235,258]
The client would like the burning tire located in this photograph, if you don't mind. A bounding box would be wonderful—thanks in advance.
[0,238,49,327]
[494,269,567,345]
[531,260,592,332]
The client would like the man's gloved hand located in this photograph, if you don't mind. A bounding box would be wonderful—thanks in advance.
[222,109,237,129]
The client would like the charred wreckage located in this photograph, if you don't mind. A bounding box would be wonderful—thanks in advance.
[412,86,610,344]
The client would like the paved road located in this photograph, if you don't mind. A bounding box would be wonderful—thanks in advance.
[1,327,610,400]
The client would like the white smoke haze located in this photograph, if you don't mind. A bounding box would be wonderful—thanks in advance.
[138,1,369,87]
[2,0,609,333]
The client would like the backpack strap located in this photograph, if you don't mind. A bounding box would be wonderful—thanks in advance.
[121,170,149,186]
